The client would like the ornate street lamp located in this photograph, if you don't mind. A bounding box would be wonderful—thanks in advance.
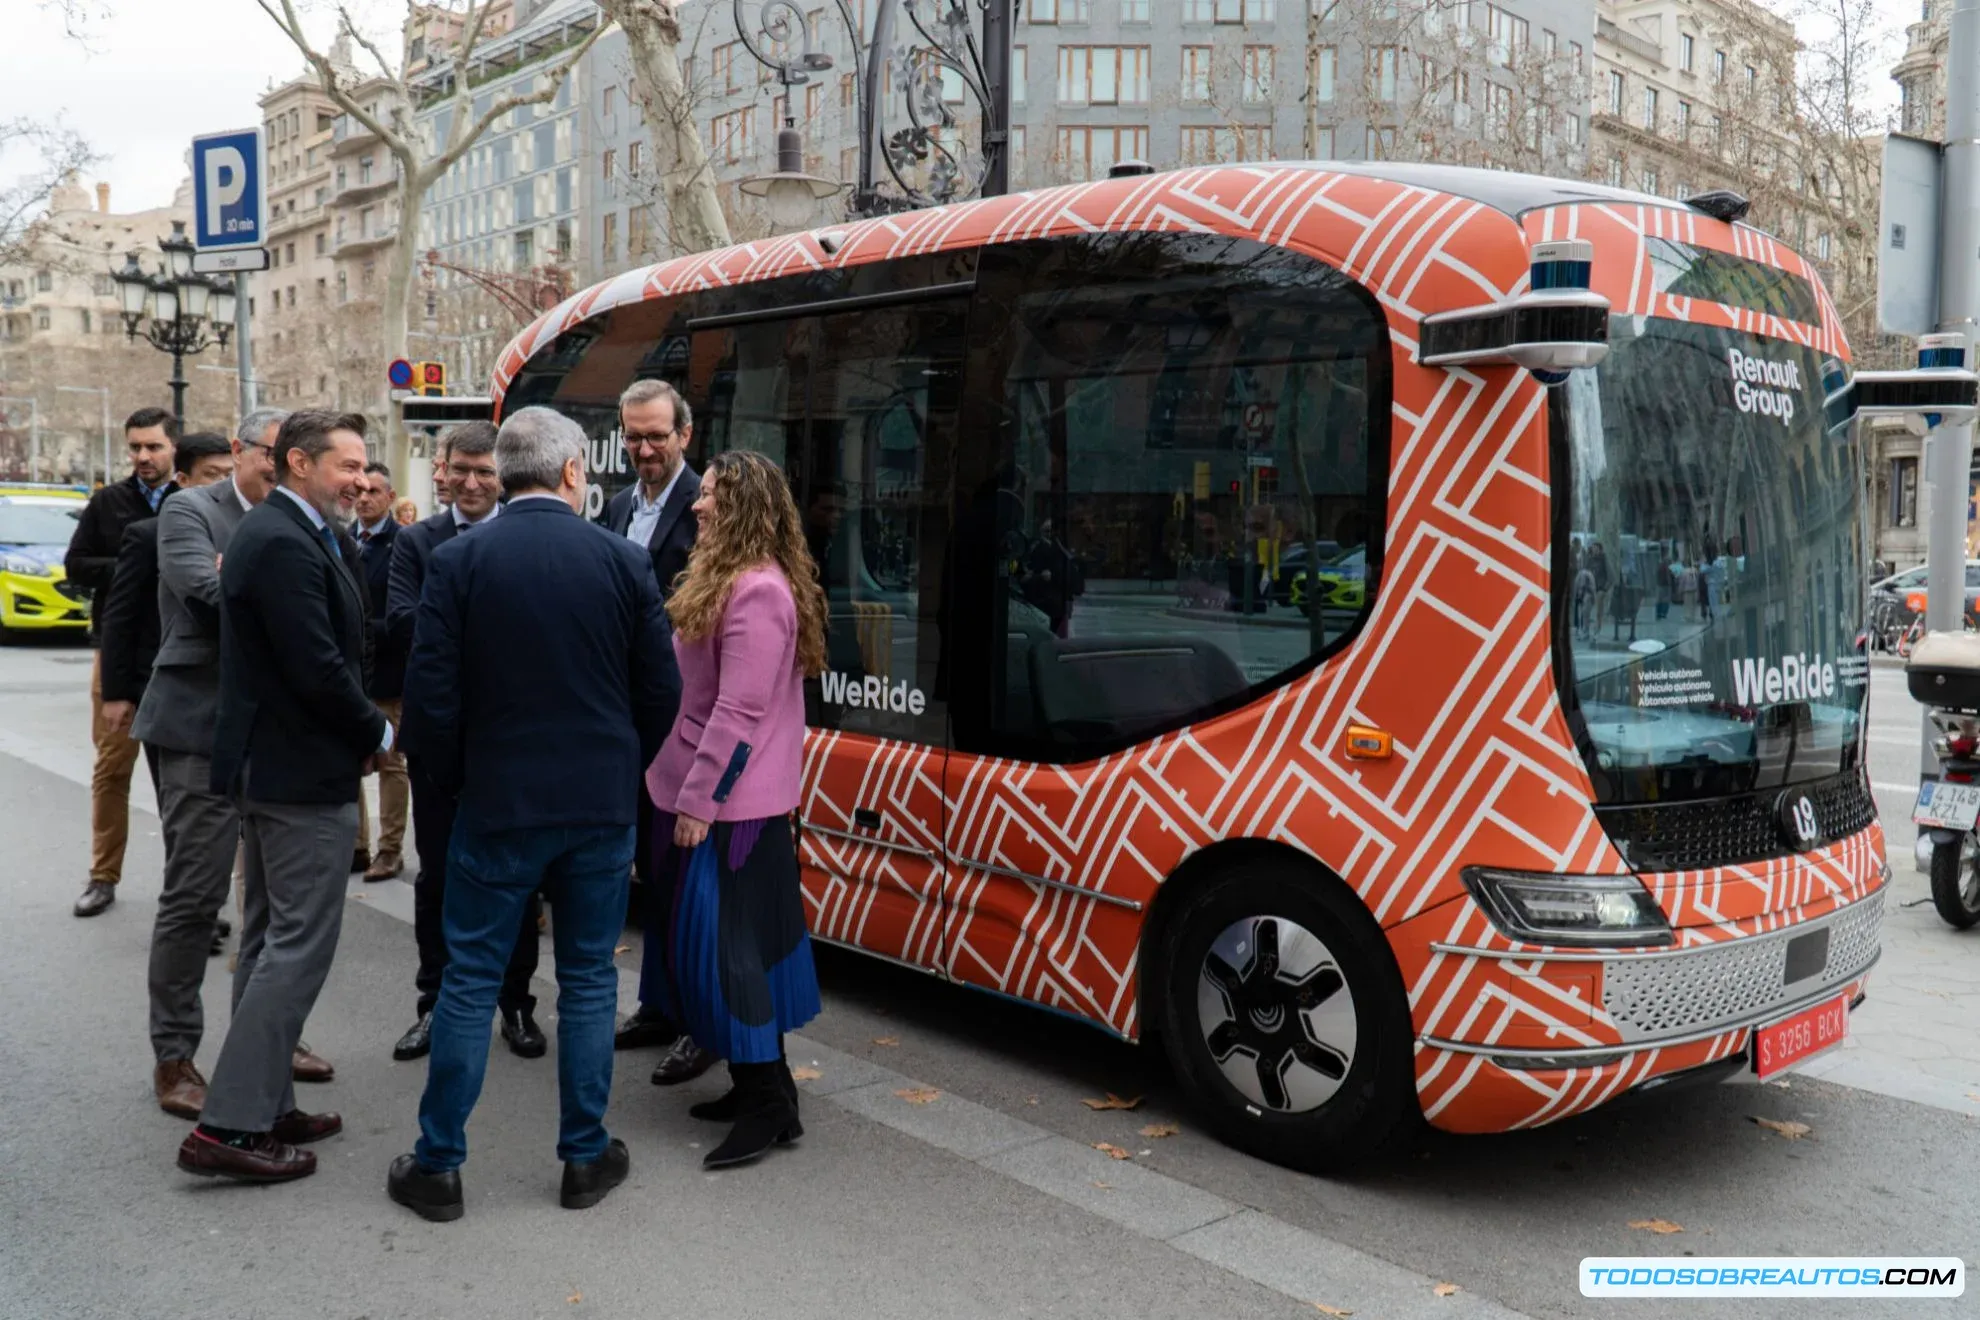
[733,0,1014,223]
[110,219,233,427]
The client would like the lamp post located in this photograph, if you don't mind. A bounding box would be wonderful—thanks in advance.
[734,0,1014,224]
[109,219,236,429]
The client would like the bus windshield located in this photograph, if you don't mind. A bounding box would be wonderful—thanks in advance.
[1557,314,1867,805]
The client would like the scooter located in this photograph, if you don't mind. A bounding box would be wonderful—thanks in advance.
[1906,630,1980,928]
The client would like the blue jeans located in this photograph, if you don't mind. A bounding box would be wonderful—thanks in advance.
[415,822,634,1172]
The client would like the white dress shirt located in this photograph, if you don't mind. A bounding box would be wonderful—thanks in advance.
[452,502,499,534]
[625,464,684,548]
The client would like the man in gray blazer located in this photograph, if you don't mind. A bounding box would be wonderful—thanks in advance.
[136,407,286,1120]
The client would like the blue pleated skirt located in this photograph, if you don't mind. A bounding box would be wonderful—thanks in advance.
[646,813,820,1065]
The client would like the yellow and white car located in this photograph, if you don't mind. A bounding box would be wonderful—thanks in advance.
[0,486,90,638]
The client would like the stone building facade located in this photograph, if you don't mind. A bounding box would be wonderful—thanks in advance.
[0,177,239,482]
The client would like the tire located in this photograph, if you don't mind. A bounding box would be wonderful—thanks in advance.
[1154,856,1418,1174]
[1928,836,1980,930]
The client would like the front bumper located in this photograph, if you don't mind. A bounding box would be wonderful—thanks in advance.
[0,572,90,630]
[1409,883,1885,1134]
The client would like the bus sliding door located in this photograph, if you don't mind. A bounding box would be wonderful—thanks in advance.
[689,293,965,973]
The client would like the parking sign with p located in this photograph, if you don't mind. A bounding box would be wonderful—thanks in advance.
[191,129,264,251]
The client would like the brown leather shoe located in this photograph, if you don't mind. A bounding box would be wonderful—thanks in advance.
[363,854,402,882]
[291,1044,335,1083]
[178,1129,315,1183]
[270,1109,342,1144]
[153,1059,207,1120]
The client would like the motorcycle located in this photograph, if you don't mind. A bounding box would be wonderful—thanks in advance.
[1906,631,1980,928]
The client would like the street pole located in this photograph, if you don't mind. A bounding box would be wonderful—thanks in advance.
[167,335,188,431]
[235,271,256,418]
[1921,0,1980,780]
[981,0,1012,198]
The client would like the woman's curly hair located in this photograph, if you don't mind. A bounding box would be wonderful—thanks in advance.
[667,448,828,677]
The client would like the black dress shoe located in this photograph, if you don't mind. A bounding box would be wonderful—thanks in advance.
[73,881,116,918]
[393,1013,433,1061]
[650,1036,714,1086]
[560,1137,630,1209]
[209,928,225,957]
[501,1009,547,1059]
[388,1153,464,1223]
[350,849,372,874]
[613,1007,679,1051]
[214,917,233,939]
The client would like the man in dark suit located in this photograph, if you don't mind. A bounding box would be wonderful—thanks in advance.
[388,406,679,1222]
[353,461,409,881]
[385,421,544,1062]
[176,410,386,1186]
[130,412,305,1121]
[97,432,236,800]
[66,406,179,918]
[600,379,712,1085]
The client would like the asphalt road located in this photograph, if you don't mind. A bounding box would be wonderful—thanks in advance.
[0,637,1973,1320]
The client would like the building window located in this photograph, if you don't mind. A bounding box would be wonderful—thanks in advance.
[1182,0,1262,20]
[1680,33,1695,72]
[316,233,327,255]
[628,206,648,261]
[35,270,51,292]
[1485,5,1528,67]
[628,141,643,176]
[1181,46,1213,103]
[1745,64,1758,94]
[1027,0,1090,20]
[1642,166,1660,196]
[1179,124,1273,163]
[1121,0,1149,20]
[1677,99,1691,138]
[1314,45,1336,101]
[1369,46,1398,102]
[359,154,374,184]
[602,211,619,263]
[1241,46,1274,103]
[1890,457,1919,529]
[1714,49,1727,82]
[79,309,91,333]
[1056,124,1149,175]
[1011,46,1027,104]
[1365,125,1396,158]
[1607,157,1625,187]
[603,84,618,119]
[1643,86,1659,131]
[1608,70,1625,115]
[710,108,757,162]
[602,148,615,180]
[1056,46,1150,105]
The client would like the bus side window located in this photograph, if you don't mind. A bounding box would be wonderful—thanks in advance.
[956,232,1389,763]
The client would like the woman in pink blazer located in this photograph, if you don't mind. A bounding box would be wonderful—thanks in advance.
[643,449,828,1169]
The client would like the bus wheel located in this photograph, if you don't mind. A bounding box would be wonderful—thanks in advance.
[1155,858,1417,1174]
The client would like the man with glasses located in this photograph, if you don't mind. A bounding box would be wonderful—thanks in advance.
[386,422,545,1064]
[600,379,711,1087]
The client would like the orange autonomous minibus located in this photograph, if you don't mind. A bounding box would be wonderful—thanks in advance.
[487,162,1885,1171]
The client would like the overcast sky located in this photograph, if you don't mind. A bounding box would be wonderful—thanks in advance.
[1,0,1914,220]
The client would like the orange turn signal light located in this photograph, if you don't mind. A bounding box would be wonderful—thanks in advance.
[1345,725,1393,760]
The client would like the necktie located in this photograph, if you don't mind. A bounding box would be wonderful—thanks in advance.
[358,529,372,546]
[320,525,342,561]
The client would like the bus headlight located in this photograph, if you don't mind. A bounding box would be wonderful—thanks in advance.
[1462,868,1674,948]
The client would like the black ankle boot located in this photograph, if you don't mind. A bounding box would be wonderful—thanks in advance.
[703,1062,800,1168]
[690,1059,802,1138]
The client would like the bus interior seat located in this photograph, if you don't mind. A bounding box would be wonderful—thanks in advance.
[1027,636,1248,745]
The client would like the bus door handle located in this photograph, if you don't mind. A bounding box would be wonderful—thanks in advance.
[854,809,883,831]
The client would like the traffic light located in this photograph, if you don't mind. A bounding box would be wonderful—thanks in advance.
[415,360,447,397]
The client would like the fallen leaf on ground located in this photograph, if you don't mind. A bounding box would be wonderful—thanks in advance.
[1628,1219,1685,1235]
[1025,1095,1040,1106]
[1750,1117,1812,1140]
[1769,1080,1791,1090]
[1313,1304,1354,1317]
[613,944,630,955]
[1092,1141,1134,1160]
[872,1035,901,1047]
[1091,1180,1113,1190]
[1432,1283,1461,1298]
[567,1293,582,1305]
[790,1065,822,1082]
[1081,1092,1144,1111]
[894,1087,940,1105]
[1140,1122,1181,1138]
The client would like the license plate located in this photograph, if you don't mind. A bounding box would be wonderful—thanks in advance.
[1913,780,1980,831]
[1752,994,1849,1081]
